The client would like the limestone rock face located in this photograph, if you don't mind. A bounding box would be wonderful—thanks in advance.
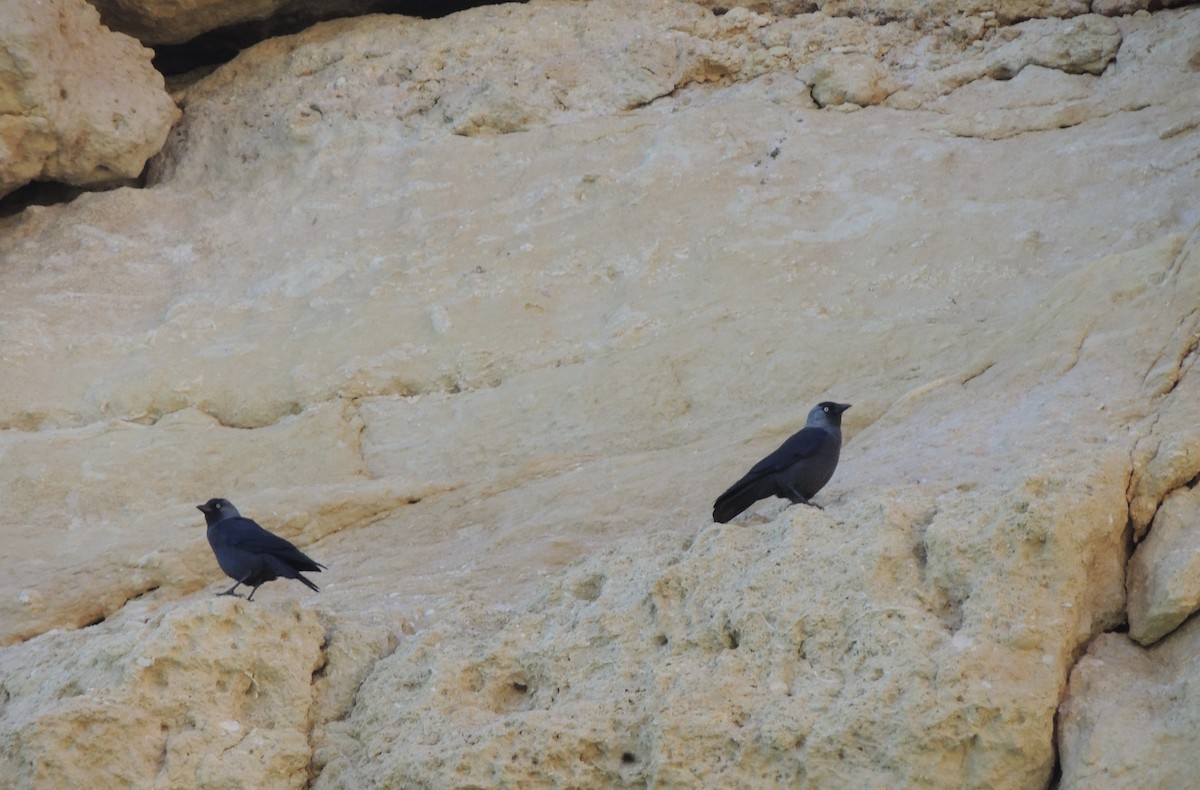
[0,1,1199,788]
[0,599,326,788]
[1127,485,1200,646]
[0,402,437,646]
[86,0,1170,50]
[808,52,899,107]
[1128,369,1200,539]
[89,0,285,46]
[0,0,178,198]
[1058,619,1200,788]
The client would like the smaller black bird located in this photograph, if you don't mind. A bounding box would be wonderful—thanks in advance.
[198,498,326,601]
[713,402,851,523]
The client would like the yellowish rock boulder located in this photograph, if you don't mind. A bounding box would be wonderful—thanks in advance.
[1059,618,1200,788]
[0,0,178,198]
[1127,485,1200,645]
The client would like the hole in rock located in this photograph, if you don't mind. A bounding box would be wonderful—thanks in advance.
[150,1,528,77]
[622,752,637,764]
[131,583,161,601]
[0,181,97,218]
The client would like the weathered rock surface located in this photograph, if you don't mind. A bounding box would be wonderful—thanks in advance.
[0,0,178,199]
[0,598,325,787]
[807,52,899,107]
[90,0,289,46]
[82,0,1140,54]
[1,1,1199,787]
[89,0,405,46]
[1128,360,1200,539]
[0,402,440,645]
[1127,484,1200,645]
[1058,617,1200,788]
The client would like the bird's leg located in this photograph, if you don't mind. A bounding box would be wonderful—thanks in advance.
[217,575,251,598]
[782,486,822,509]
[246,584,262,602]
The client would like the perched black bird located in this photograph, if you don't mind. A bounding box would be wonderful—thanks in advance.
[713,402,851,523]
[197,498,326,601]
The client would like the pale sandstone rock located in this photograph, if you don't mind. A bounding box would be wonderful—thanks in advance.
[1058,619,1200,788]
[1091,0,1151,13]
[314,471,1124,787]
[90,0,283,45]
[1128,485,1200,645]
[0,1,1198,787]
[149,0,743,182]
[998,13,1121,76]
[914,12,1120,101]
[85,0,1120,52]
[920,9,1193,137]
[807,52,899,106]
[696,1,1090,27]
[314,226,1199,786]
[0,403,440,646]
[0,598,325,788]
[0,0,178,198]
[1128,368,1200,538]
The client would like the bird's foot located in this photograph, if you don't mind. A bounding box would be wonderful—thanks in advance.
[783,491,822,510]
[217,590,245,598]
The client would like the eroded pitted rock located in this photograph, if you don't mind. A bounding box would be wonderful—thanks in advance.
[0,3,1198,788]
[0,598,325,788]
[807,53,900,107]
[0,0,178,199]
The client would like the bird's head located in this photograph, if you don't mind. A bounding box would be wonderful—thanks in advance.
[197,498,239,523]
[809,401,851,427]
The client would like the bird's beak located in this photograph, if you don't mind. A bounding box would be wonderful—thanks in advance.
[838,403,852,413]
[196,504,210,513]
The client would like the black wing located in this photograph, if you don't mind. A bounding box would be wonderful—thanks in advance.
[221,517,326,572]
[712,427,831,523]
[742,426,830,477]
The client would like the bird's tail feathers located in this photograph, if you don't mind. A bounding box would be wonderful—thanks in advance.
[265,554,324,592]
[712,475,774,523]
[295,573,320,593]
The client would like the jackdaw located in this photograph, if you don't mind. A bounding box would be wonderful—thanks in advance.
[197,498,326,601]
[712,402,851,523]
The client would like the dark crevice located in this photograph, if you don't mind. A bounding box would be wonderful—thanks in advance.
[149,1,525,77]
[0,179,135,218]
[130,583,162,601]
[960,360,996,386]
